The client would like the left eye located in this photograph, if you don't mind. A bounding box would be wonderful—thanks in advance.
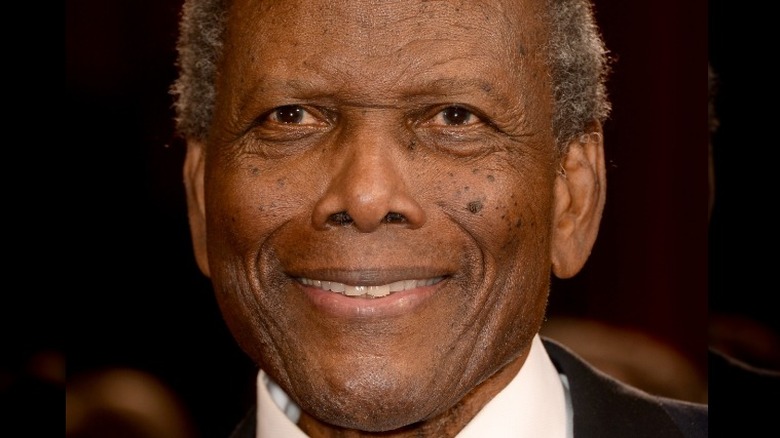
[429,106,480,126]
[266,105,320,125]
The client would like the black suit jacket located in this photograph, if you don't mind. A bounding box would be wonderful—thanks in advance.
[708,347,779,434]
[229,337,708,437]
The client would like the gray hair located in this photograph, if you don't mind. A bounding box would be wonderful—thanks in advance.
[171,0,611,150]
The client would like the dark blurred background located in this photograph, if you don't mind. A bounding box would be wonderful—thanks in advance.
[707,0,780,372]
[59,0,774,436]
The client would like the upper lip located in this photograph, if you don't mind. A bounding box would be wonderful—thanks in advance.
[285,267,452,286]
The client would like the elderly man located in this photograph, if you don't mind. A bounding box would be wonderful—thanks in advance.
[171,0,708,436]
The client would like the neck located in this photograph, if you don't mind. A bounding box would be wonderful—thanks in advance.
[296,352,527,438]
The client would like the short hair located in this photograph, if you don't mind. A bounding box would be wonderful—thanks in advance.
[171,0,611,151]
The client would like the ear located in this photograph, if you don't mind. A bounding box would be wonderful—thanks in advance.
[551,125,607,278]
[183,139,211,277]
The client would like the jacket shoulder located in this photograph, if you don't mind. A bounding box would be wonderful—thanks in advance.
[542,337,707,438]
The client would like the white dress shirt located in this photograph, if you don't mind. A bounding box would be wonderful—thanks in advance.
[256,334,573,437]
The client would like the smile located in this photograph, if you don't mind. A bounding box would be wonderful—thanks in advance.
[297,277,444,298]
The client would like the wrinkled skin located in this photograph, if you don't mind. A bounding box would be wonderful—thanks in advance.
[183,0,605,435]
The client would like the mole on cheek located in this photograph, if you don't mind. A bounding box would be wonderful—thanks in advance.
[467,200,483,214]
[250,166,260,176]
[276,178,286,188]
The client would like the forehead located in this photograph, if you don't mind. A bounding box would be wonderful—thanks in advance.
[227,0,546,45]
[226,0,548,41]
[220,0,551,93]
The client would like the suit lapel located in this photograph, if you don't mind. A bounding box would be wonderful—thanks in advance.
[542,338,685,438]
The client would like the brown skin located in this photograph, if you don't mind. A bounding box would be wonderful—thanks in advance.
[183,0,606,436]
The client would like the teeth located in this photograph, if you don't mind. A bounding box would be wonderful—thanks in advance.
[298,277,443,298]
[345,285,363,296]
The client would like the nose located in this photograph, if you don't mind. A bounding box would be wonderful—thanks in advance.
[312,130,426,232]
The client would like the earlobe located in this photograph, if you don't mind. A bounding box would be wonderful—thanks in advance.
[183,139,211,277]
[551,126,607,279]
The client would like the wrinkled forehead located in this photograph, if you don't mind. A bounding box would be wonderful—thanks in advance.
[221,0,551,73]
[211,0,556,140]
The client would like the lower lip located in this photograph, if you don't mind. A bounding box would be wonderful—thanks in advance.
[299,281,443,319]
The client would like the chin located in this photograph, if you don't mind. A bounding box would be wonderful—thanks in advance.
[293,368,460,432]
[306,400,436,433]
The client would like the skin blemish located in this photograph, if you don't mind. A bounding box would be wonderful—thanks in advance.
[276,178,286,188]
[250,166,260,176]
[517,42,527,56]
[481,82,493,93]
[487,175,495,182]
[501,234,519,251]
[408,139,417,151]
[516,218,522,228]
[467,200,483,214]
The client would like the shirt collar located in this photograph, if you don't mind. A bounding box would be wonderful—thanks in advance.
[256,334,572,437]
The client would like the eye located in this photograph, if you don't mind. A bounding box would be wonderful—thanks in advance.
[246,104,331,147]
[266,105,321,125]
[429,105,480,126]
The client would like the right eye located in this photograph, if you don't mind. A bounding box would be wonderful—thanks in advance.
[244,104,331,149]
[264,105,322,125]
[428,105,481,127]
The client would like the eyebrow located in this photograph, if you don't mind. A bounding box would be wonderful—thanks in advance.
[406,77,497,96]
[398,77,512,110]
[251,76,503,106]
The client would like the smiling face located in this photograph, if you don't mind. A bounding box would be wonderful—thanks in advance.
[184,0,604,433]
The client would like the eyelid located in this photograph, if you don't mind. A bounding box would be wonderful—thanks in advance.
[260,104,332,126]
[420,104,486,128]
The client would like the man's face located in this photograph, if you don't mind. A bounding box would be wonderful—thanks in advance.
[197,0,561,431]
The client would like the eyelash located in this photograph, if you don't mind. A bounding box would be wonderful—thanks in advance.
[247,103,497,158]
[426,105,482,127]
[265,105,326,125]
[260,104,485,129]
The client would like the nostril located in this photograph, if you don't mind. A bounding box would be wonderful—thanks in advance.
[328,211,354,226]
[326,211,408,227]
[384,212,407,224]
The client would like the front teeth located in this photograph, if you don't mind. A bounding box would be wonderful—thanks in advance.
[298,277,442,298]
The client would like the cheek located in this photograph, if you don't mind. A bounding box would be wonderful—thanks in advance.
[203,159,317,361]
[205,158,315,253]
[428,163,555,264]
[417,161,554,378]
